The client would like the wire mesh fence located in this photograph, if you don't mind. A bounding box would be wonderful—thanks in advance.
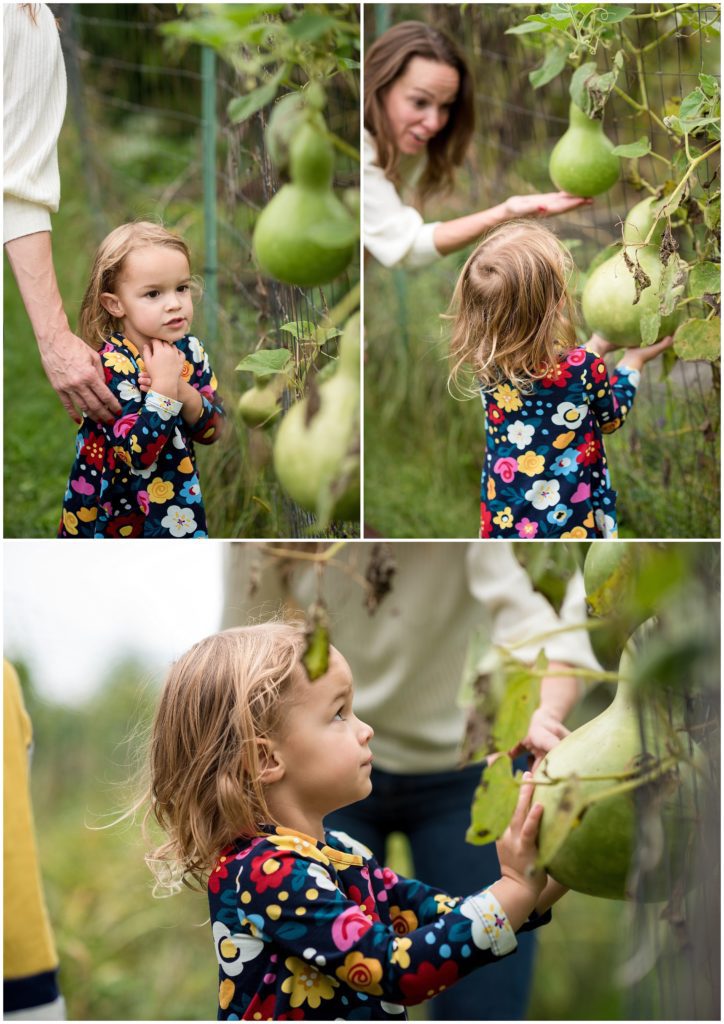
[55,3,359,539]
[364,3,720,539]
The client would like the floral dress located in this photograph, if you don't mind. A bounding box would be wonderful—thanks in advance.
[479,347,639,539]
[207,825,550,1021]
[59,333,223,538]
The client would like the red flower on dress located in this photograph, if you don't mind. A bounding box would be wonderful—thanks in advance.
[249,849,294,893]
[208,858,230,894]
[400,960,459,1002]
[541,363,573,388]
[576,432,602,466]
[591,359,607,383]
[140,434,167,468]
[487,403,505,425]
[80,431,106,470]
[105,512,145,537]
[480,502,493,538]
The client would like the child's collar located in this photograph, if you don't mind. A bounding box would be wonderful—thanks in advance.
[257,824,365,867]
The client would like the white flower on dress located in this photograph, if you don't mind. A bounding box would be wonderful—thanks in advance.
[173,427,186,450]
[506,420,535,450]
[117,380,142,403]
[551,401,588,429]
[326,829,373,860]
[525,478,561,509]
[595,508,617,538]
[212,920,263,977]
[161,504,197,537]
[130,460,158,479]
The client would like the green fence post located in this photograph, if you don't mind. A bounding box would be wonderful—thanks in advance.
[201,45,218,343]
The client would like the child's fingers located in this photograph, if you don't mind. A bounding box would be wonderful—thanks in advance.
[520,801,544,846]
[512,770,536,825]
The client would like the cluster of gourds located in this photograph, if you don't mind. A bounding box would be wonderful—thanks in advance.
[549,103,677,348]
[532,543,701,901]
[236,91,359,525]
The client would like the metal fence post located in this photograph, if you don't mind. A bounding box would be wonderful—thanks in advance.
[201,45,218,343]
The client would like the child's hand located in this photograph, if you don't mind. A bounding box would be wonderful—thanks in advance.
[138,371,152,393]
[143,340,184,399]
[586,332,618,357]
[496,772,546,898]
[619,335,674,371]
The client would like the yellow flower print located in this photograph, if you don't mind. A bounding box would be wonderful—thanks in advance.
[561,526,588,539]
[210,372,219,390]
[266,832,330,864]
[517,451,545,477]
[602,416,621,435]
[62,510,79,536]
[103,350,135,375]
[177,456,194,474]
[493,506,514,529]
[129,434,142,455]
[390,936,412,969]
[492,383,523,413]
[433,893,459,915]
[552,430,576,450]
[147,478,175,503]
[181,359,193,382]
[77,507,98,523]
[335,952,384,996]
[219,979,234,1011]
[114,446,133,466]
[389,906,418,935]
[583,510,595,529]
[281,957,339,1009]
[487,477,496,500]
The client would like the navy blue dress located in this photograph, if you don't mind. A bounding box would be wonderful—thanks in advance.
[479,347,639,539]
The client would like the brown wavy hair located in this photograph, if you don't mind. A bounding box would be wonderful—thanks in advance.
[447,221,579,396]
[364,21,474,203]
[78,221,194,349]
[142,623,306,893]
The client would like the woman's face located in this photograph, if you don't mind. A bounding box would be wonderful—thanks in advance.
[383,55,460,156]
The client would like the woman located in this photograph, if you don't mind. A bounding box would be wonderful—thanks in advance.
[364,21,590,268]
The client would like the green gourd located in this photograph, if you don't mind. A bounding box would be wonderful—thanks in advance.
[273,312,360,523]
[533,645,700,901]
[549,102,620,197]
[253,122,355,288]
[582,197,678,347]
[237,375,282,429]
[584,541,644,670]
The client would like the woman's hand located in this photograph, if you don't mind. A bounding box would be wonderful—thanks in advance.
[619,334,674,371]
[503,192,593,219]
[508,706,570,772]
[143,339,184,400]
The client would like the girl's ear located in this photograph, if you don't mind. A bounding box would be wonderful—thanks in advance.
[100,292,124,318]
[256,738,285,785]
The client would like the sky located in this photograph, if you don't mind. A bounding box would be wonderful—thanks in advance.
[4,542,226,705]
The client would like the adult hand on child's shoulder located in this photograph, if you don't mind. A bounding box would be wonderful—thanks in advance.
[42,328,121,424]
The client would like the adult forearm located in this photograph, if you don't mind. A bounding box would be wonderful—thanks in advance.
[432,203,510,255]
[540,664,581,721]
[4,231,70,347]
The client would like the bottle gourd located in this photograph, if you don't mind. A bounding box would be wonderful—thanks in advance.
[549,102,620,197]
[582,197,678,347]
[253,122,355,288]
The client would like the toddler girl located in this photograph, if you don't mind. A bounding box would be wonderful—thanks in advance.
[145,623,566,1021]
[448,221,672,539]
[58,221,224,539]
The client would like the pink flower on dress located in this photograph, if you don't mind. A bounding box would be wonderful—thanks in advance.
[113,413,138,439]
[516,518,539,538]
[566,348,587,366]
[493,457,517,483]
[331,905,373,952]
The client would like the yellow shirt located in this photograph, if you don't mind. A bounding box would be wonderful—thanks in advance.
[4,659,59,981]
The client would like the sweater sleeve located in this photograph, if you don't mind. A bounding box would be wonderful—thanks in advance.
[583,352,639,435]
[465,544,601,671]
[363,131,441,269]
[182,335,224,445]
[236,847,531,1006]
[3,4,67,243]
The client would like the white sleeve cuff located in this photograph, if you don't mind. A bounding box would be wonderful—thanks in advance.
[460,889,518,956]
[402,221,441,268]
[145,390,183,420]
[3,197,52,244]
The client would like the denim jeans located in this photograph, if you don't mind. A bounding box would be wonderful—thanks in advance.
[325,762,537,1021]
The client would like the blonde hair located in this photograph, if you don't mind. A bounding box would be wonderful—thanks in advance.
[447,221,579,396]
[143,623,306,893]
[78,221,192,348]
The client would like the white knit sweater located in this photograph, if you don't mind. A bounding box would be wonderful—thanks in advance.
[3,3,67,244]
[363,129,441,269]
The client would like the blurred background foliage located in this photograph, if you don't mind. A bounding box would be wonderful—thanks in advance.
[9,540,719,1020]
[4,3,359,539]
[364,3,720,539]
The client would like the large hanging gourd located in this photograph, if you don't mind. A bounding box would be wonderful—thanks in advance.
[533,645,700,901]
[582,197,678,347]
[273,312,360,523]
[549,102,620,197]
[253,120,356,288]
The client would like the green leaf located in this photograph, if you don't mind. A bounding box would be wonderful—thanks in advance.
[466,756,520,846]
[658,254,687,317]
[302,620,330,680]
[611,136,651,158]
[227,65,287,123]
[679,87,708,121]
[699,73,720,99]
[279,320,317,340]
[599,5,635,22]
[702,194,721,232]
[235,348,291,376]
[673,318,720,361]
[640,311,661,346]
[492,653,544,752]
[570,61,598,113]
[306,217,359,249]
[529,45,570,89]
[689,261,721,298]
[505,18,551,35]
[286,11,338,41]
[339,57,360,69]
